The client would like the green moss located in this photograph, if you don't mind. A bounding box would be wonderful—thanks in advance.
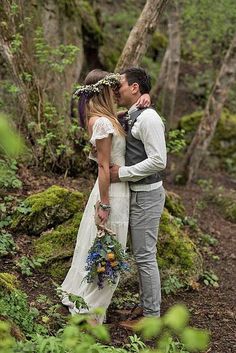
[179,110,236,171]
[48,258,72,280]
[158,209,202,282]
[179,111,202,136]
[77,0,102,43]
[165,191,186,219]
[0,317,25,341]
[11,185,84,235]
[98,6,141,70]
[207,187,236,223]
[117,206,202,296]
[34,211,83,279]
[0,273,18,292]
[150,31,168,52]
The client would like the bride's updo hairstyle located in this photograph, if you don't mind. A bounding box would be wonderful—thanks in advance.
[76,69,125,136]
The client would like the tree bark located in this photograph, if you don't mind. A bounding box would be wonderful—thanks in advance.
[40,0,84,112]
[0,39,32,125]
[150,46,170,102]
[115,0,169,72]
[161,0,181,129]
[177,32,236,184]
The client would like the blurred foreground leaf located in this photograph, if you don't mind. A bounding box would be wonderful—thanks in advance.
[0,113,25,157]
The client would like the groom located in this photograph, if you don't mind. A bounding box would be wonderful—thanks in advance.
[110,67,167,324]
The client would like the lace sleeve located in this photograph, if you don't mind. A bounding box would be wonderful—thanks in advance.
[90,117,115,146]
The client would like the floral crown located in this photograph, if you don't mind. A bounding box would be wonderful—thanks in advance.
[73,73,121,99]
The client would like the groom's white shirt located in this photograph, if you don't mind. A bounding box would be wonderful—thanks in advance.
[119,104,167,192]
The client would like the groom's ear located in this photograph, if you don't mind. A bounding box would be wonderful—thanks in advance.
[130,82,139,95]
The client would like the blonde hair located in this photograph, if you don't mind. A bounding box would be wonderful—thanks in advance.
[84,69,125,136]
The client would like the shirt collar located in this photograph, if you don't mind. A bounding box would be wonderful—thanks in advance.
[128,103,138,115]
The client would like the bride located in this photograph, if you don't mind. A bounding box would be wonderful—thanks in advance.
[61,69,149,323]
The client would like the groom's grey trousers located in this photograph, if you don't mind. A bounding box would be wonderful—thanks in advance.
[130,186,165,317]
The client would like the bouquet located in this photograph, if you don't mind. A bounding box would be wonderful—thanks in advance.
[84,225,129,289]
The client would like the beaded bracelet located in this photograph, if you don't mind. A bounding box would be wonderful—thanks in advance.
[99,202,111,210]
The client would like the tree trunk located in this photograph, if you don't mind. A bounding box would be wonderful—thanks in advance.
[161,0,181,129]
[0,39,32,126]
[177,32,236,184]
[40,0,84,112]
[150,47,170,102]
[115,0,169,72]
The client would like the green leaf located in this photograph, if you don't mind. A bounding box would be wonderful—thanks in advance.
[181,327,210,351]
[164,304,190,331]
[91,324,110,342]
[135,316,162,338]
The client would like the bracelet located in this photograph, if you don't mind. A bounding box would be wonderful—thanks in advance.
[99,202,111,210]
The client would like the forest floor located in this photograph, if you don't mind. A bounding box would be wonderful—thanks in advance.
[1,166,236,353]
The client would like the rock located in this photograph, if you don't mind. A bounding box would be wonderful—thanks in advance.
[0,316,25,341]
[165,191,186,219]
[34,211,83,279]
[0,273,36,338]
[11,185,84,235]
[12,186,202,291]
[116,208,203,301]
[158,208,202,282]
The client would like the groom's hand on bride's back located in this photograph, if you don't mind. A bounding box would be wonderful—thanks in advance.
[110,164,121,183]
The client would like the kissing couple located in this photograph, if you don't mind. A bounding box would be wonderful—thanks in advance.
[61,67,167,325]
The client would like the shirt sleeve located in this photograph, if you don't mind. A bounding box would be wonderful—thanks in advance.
[90,117,114,146]
[119,109,167,182]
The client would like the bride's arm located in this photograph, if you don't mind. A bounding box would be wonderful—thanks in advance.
[96,135,112,224]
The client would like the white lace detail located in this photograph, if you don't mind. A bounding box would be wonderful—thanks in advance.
[90,117,115,146]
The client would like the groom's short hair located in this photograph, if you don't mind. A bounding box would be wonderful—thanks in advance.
[120,67,151,94]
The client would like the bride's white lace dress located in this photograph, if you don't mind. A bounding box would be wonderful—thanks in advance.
[61,117,130,323]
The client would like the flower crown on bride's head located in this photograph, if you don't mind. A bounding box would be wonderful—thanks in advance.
[73,73,121,99]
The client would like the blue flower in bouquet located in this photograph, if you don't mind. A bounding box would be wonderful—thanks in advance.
[84,227,129,289]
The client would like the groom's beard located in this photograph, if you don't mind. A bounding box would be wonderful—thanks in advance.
[114,94,122,107]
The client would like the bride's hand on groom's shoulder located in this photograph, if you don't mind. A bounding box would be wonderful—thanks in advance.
[136,93,151,108]
[110,164,120,183]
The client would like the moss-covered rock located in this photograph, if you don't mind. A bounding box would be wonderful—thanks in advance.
[179,110,236,172]
[11,185,84,235]
[206,187,236,223]
[0,273,18,292]
[0,316,25,341]
[117,207,202,298]
[158,209,202,282]
[18,186,202,290]
[165,191,186,219]
[0,273,37,337]
[34,211,83,279]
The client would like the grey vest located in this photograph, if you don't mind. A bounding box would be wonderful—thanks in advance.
[125,108,162,185]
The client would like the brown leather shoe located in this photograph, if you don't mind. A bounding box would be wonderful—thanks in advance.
[129,305,143,320]
[118,317,144,331]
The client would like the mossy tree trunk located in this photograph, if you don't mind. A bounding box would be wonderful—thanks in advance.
[115,0,169,72]
[150,47,170,103]
[161,0,181,129]
[176,32,236,184]
[0,0,85,170]
[0,1,44,158]
[40,0,84,112]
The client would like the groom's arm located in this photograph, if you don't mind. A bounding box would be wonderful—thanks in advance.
[118,111,166,182]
